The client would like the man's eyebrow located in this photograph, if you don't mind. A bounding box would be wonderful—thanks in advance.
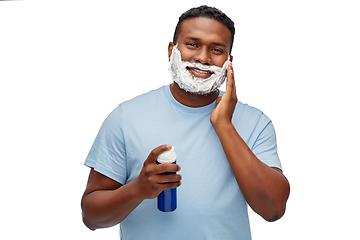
[212,42,227,48]
[185,36,227,48]
[185,36,200,41]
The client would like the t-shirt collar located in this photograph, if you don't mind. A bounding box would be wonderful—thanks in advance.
[164,85,224,114]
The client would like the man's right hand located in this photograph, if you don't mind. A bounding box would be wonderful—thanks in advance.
[81,144,182,230]
[135,144,182,199]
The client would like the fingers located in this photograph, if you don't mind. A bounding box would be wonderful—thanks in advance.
[144,144,180,174]
[139,145,182,199]
[145,169,182,193]
[148,178,182,195]
[154,162,181,190]
[157,161,181,173]
[226,62,237,100]
[139,165,182,199]
[226,62,235,90]
[156,173,182,184]
[159,180,182,192]
[144,162,181,178]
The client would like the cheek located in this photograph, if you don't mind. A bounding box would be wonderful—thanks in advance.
[176,46,197,62]
[178,50,193,62]
[213,57,229,67]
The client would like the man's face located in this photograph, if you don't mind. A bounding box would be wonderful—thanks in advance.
[169,17,232,79]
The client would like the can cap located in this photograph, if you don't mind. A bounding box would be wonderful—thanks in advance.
[157,146,176,163]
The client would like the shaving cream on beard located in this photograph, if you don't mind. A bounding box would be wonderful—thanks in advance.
[168,45,231,95]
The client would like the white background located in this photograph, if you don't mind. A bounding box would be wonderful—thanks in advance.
[1,0,359,239]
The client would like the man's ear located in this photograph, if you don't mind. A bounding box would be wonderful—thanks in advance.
[168,42,175,61]
[230,55,233,62]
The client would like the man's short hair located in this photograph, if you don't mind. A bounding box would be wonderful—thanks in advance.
[173,5,235,54]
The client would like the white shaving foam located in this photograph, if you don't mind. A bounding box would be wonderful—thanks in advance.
[168,45,230,95]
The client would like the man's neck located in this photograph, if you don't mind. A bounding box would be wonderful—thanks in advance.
[170,82,219,108]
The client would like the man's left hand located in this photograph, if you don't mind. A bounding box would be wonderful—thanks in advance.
[210,62,237,128]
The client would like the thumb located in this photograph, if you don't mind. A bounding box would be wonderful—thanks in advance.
[144,144,172,165]
[215,96,222,107]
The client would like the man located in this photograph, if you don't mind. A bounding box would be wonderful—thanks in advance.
[81,5,290,239]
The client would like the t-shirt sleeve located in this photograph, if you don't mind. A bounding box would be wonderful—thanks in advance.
[251,114,282,170]
[84,105,127,185]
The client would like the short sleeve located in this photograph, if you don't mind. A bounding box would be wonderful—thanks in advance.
[251,114,282,170]
[84,105,127,184]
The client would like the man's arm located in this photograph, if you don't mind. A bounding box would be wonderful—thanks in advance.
[210,63,290,222]
[81,145,182,230]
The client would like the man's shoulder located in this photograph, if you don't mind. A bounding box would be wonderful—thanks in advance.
[122,86,166,106]
[117,85,168,112]
[233,100,272,132]
[235,101,265,119]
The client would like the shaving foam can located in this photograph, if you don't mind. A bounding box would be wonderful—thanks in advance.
[157,146,177,212]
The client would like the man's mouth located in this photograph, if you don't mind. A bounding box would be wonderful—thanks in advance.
[186,67,214,79]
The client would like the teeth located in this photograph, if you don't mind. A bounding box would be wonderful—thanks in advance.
[191,68,212,74]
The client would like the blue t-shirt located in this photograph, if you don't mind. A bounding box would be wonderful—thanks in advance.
[85,85,282,240]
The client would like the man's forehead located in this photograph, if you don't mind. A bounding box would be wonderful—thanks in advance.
[177,17,231,47]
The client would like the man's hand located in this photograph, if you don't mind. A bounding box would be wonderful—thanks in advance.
[209,63,290,221]
[210,62,237,127]
[135,145,182,199]
[81,145,182,230]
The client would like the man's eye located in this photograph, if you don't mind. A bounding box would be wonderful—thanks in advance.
[187,43,198,48]
[212,48,223,53]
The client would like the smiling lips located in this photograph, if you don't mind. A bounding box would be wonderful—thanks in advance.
[186,67,214,79]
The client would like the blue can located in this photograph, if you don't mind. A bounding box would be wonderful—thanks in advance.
[157,146,177,212]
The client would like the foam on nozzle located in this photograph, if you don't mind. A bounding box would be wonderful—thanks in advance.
[157,146,177,163]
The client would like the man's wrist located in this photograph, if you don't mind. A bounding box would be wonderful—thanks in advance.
[212,121,234,133]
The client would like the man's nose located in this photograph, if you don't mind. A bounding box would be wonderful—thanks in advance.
[194,47,211,65]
